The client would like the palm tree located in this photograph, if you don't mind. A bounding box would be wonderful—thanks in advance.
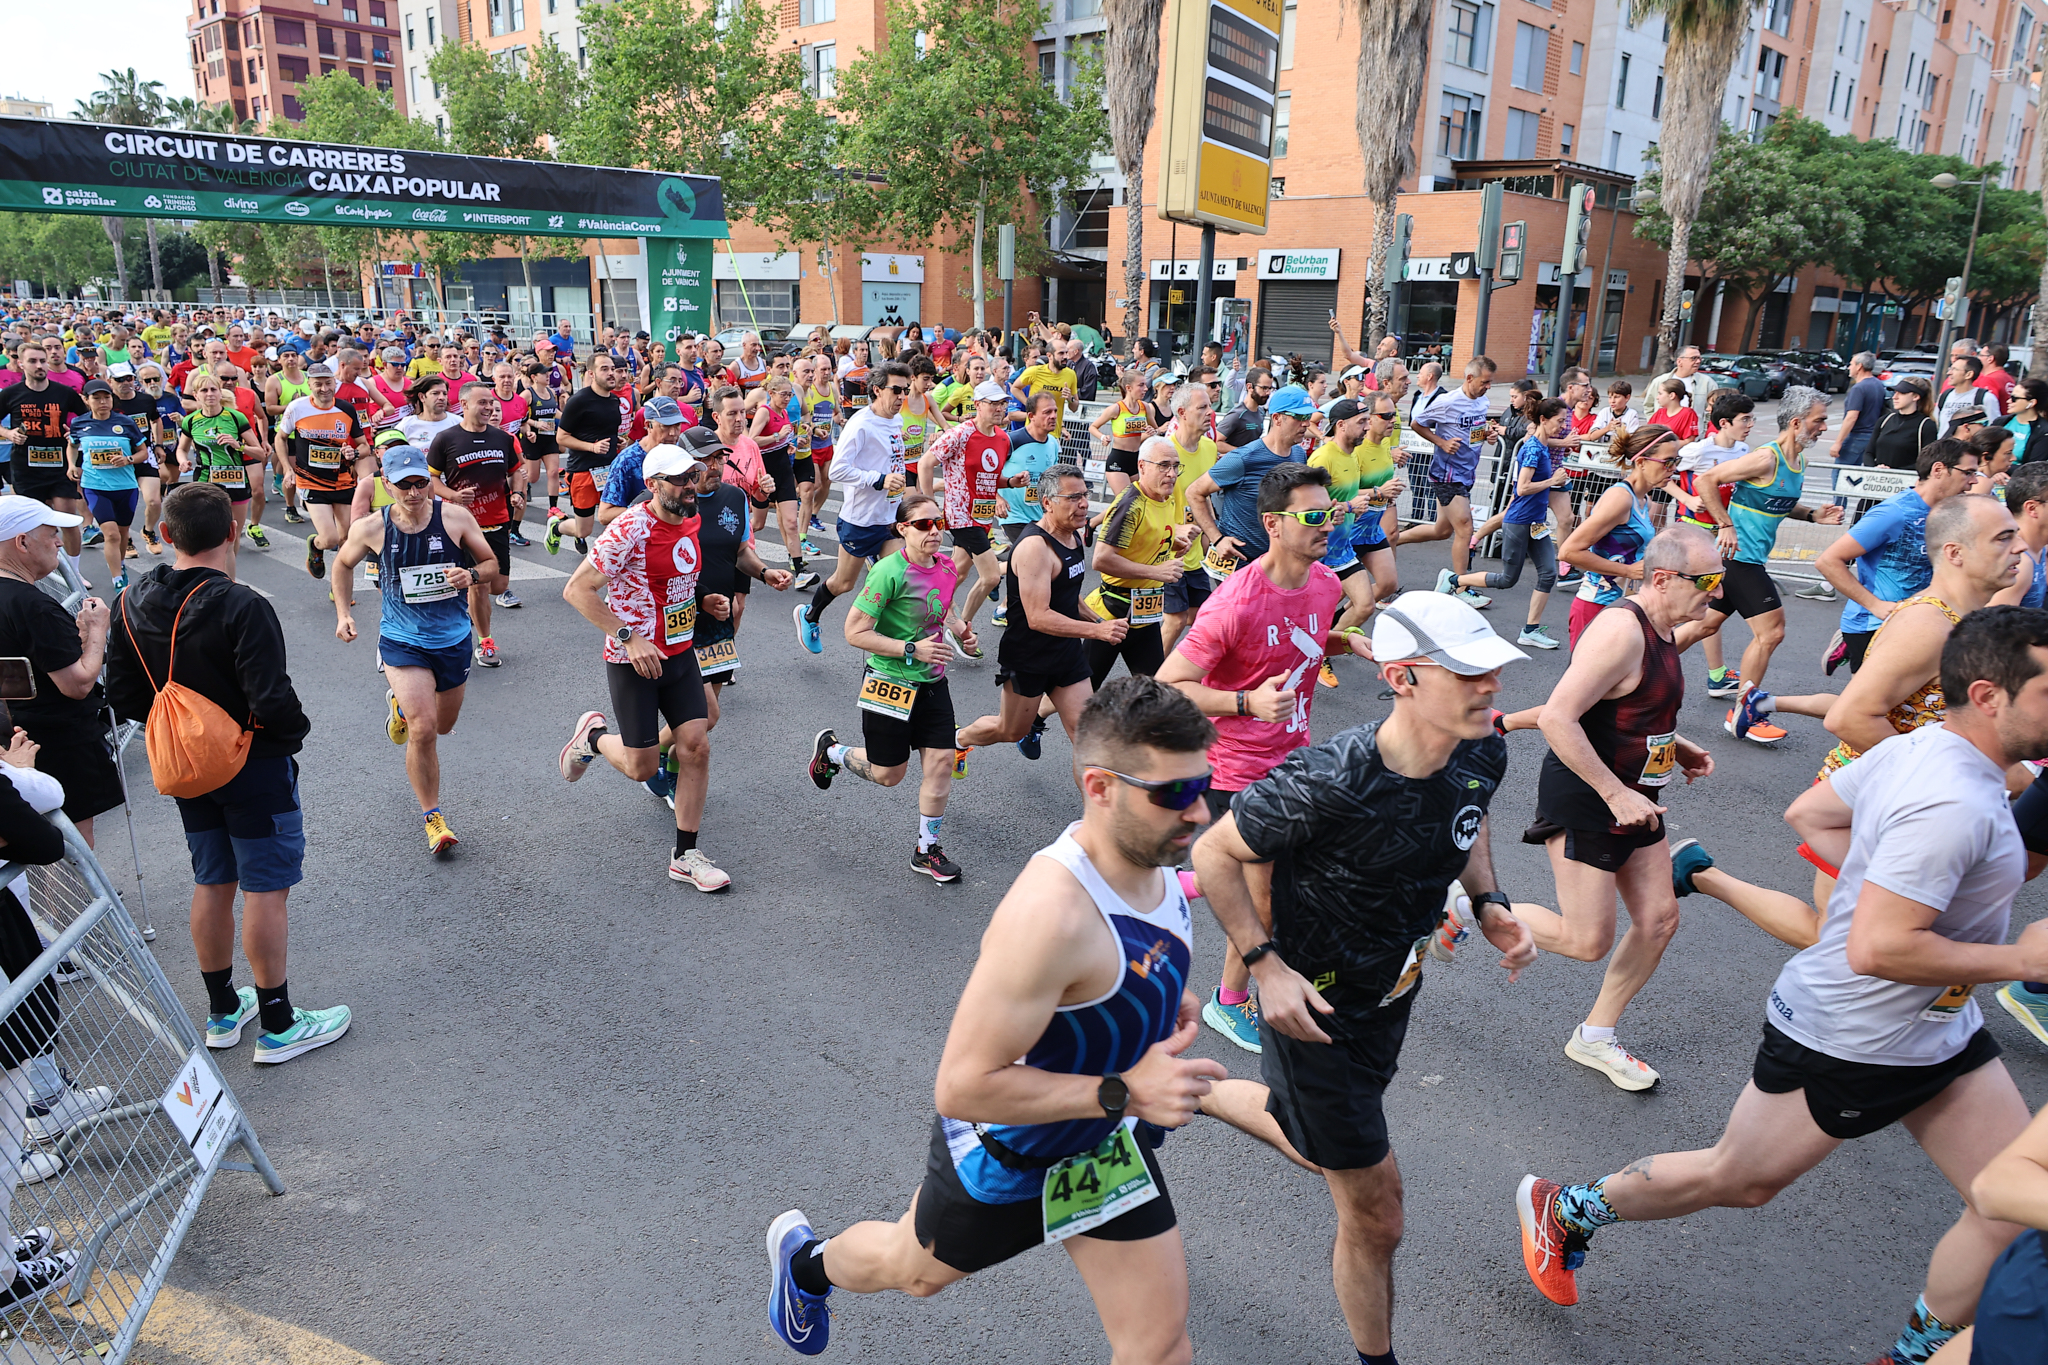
[1634,0,1749,373]
[1104,0,1167,354]
[75,69,170,299]
[1351,0,1433,345]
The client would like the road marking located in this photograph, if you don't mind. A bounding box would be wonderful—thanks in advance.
[136,1284,391,1364]
[509,560,569,581]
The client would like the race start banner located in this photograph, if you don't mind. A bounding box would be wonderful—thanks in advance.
[647,238,713,345]
[0,117,728,241]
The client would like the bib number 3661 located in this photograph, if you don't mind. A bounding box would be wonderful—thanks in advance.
[857,670,918,721]
[1041,1119,1157,1243]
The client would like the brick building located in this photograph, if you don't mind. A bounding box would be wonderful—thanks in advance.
[189,0,407,126]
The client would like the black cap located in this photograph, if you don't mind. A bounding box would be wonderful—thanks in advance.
[681,425,729,458]
[1328,397,1368,423]
[81,378,114,396]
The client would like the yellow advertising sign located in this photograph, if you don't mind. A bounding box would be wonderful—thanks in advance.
[1158,0,1280,235]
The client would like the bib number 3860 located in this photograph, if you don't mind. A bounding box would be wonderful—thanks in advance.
[1041,1119,1157,1242]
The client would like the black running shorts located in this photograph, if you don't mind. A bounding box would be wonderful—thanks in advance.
[1260,989,1416,1171]
[1751,1021,2001,1140]
[605,650,709,749]
[859,676,956,769]
[948,524,993,556]
[912,1116,1177,1275]
[1716,559,1784,620]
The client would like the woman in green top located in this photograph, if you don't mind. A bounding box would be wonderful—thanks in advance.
[2005,376,2048,464]
[805,491,978,884]
[175,371,268,543]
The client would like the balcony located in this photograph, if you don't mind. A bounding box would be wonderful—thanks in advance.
[372,47,393,63]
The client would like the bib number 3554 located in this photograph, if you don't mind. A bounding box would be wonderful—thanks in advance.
[1041,1119,1157,1243]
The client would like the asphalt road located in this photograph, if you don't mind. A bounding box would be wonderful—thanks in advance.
[101,485,2048,1365]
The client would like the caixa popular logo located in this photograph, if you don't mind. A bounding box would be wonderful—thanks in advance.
[223,197,260,212]
[412,207,448,223]
[283,201,311,218]
[40,188,61,206]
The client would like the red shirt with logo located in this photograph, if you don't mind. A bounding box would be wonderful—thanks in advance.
[588,502,704,660]
[927,422,1010,529]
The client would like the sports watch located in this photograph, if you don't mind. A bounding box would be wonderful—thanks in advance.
[615,626,634,644]
[1097,1073,1129,1120]
[1469,891,1511,917]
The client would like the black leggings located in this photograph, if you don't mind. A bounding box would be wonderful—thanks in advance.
[1481,522,1557,593]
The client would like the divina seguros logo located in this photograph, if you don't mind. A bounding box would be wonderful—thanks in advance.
[223,197,260,212]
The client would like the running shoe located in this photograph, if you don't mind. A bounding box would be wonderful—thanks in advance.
[794,571,821,593]
[559,710,607,782]
[1793,580,1837,601]
[1518,625,1559,650]
[574,536,588,555]
[669,848,732,892]
[644,748,678,803]
[385,689,408,746]
[1515,1175,1587,1306]
[475,637,501,668]
[800,537,822,558]
[990,604,1009,628]
[951,746,969,781]
[1455,587,1491,609]
[767,1209,831,1356]
[1427,890,1471,963]
[1434,567,1458,595]
[1995,982,2048,1048]
[495,589,522,609]
[1732,685,1773,740]
[1319,660,1340,689]
[793,603,822,654]
[1723,708,1787,744]
[1670,838,1714,898]
[11,1227,58,1261]
[1201,988,1262,1053]
[81,527,102,548]
[111,574,127,592]
[1017,716,1047,760]
[507,527,531,548]
[912,845,962,883]
[49,958,85,983]
[17,1151,60,1186]
[959,636,984,661]
[545,514,564,555]
[252,1004,352,1065]
[142,531,161,556]
[24,1081,113,1143]
[809,730,839,790]
[123,539,138,559]
[282,504,305,524]
[246,523,269,549]
[424,811,458,856]
[1555,569,1585,588]
[808,514,828,535]
[1704,668,1743,699]
[304,533,325,580]
[1823,630,1849,676]
[206,986,260,1049]
[0,1251,78,1313]
[1563,1029,1660,1091]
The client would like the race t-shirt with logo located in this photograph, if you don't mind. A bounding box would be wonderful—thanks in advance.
[69,414,149,492]
[0,381,87,480]
[1836,488,1932,636]
[559,386,633,475]
[1412,388,1491,486]
[1675,436,1749,528]
[1013,363,1077,436]
[999,433,1060,525]
[335,380,380,434]
[855,551,960,684]
[587,501,703,661]
[1170,557,1345,792]
[277,395,365,493]
[179,408,255,489]
[425,423,518,529]
[1097,485,1182,592]
[927,422,1009,529]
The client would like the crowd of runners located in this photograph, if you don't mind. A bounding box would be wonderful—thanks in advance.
[6,303,2048,1363]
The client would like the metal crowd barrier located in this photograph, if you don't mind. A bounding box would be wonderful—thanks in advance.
[0,812,281,1362]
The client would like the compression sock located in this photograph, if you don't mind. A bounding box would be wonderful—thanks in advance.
[674,828,697,858]
[1708,666,1731,682]
[1552,1177,1622,1237]
[1578,1023,1617,1045]
[1219,986,1251,1007]
[1360,1351,1398,1365]
[201,967,239,1017]
[256,981,295,1035]
[790,1239,833,1296]
[548,493,560,512]
[1884,1293,1962,1365]
[919,814,942,852]
[806,582,836,625]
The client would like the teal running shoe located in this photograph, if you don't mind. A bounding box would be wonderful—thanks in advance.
[252,1004,352,1065]
[1671,838,1715,898]
[206,986,259,1050]
[1996,982,2048,1048]
[1201,987,1262,1053]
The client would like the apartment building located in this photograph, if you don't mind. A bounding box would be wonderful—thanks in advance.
[189,0,408,125]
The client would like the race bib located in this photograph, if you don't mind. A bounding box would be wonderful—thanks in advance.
[1040,1119,1159,1243]
[1129,585,1165,627]
[695,636,738,676]
[208,463,249,489]
[1530,519,1552,540]
[969,496,1001,525]
[1378,934,1432,1007]
[1204,544,1240,583]
[26,446,62,467]
[1638,731,1677,788]
[399,563,460,604]
[88,447,127,467]
[1918,983,1975,1023]
[663,601,697,647]
[1024,483,1041,506]
[856,669,919,721]
[308,446,342,469]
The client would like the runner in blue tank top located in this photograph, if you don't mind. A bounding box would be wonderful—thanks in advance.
[766,676,1227,1360]
[331,444,503,856]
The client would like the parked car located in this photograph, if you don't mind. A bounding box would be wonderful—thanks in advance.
[1744,351,1813,394]
[1877,352,1941,393]
[1782,350,1850,393]
[1696,353,1780,399]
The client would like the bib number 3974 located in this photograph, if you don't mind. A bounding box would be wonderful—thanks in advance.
[1041,1119,1157,1243]
[857,670,919,721]
[1129,586,1165,627]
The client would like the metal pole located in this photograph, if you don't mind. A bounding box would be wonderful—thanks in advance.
[1938,175,1990,361]
[1192,225,1216,354]
[1473,265,1493,358]
[1590,190,1626,375]
[1546,271,1578,396]
[1003,278,1014,352]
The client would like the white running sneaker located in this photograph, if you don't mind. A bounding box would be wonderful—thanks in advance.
[1564,1029,1660,1091]
[669,848,732,893]
[559,711,606,782]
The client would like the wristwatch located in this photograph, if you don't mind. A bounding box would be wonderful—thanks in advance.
[1469,891,1511,918]
[1097,1073,1129,1120]
[615,626,634,644]
[904,640,918,664]
[1240,940,1280,968]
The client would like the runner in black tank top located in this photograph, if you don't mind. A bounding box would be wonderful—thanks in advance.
[954,463,1117,767]
[1511,524,1725,1093]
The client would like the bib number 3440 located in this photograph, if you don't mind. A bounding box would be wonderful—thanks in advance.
[1041,1119,1158,1243]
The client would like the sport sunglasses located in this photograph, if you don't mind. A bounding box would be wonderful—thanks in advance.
[1270,506,1344,527]
[1092,767,1215,811]
[899,516,943,532]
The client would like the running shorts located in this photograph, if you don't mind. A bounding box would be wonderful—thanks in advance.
[13,471,80,504]
[606,650,708,748]
[1841,629,1875,673]
[524,433,559,459]
[1200,786,1239,823]
[948,524,993,557]
[836,518,896,563]
[912,1115,1177,1275]
[1104,446,1139,479]
[306,487,355,506]
[568,470,603,517]
[1164,572,1211,616]
[792,456,816,486]
[380,637,472,694]
[174,754,305,894]
[1751,1020,2000,1140]
[1431,479,1474,504]
[760,449,799,505]
[478,525,513,581]
[1260,989,1416,1170]
[1522,809,1667,873]
[860,676,956,768]
[995,641,1090,699]
[84,488,137,528]
[1716,559,1783,620]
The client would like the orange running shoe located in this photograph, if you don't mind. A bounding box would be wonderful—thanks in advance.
[1516,1174,1587,1306]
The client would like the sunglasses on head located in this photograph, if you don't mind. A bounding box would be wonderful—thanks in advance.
[899,516,943,532]
[1093,767,1215,811]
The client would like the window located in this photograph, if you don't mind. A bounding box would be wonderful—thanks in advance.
[1755,47,1784,101]
[498,44,526,71]
[1068,0,1103,16]
[350,65,365,83]
[1447,2,1484,69]
[1280,0,1297,69]
[318,26,335,53]
[276,18,305,44]
[376,69,391,90]
[1039,47,1056,82]
[1569,40,1582,74]
[1616,52,1630,107]
[489,0,525,35]
[548,0,556,11]
[1506,107,1539,157]
[576,27,586,65]
[435,114,444,135]
[370,1,387,24]
[1512,21,1547,91]
[345,30,363,58]
[2018,10,2036,64]
[799,0,834,22]
[1560,122,1573,157]
[1272,91,1290,157]
[408,66,417,99]
[324,62,338,75]
[282,93,304,119]
[280,55,307,80]
[802,42,836,97]
[714,281,794,334]
[426,12,435,41]
[405,14,413,47]
[225,20,238,47]
[1844,78,1854,112]
[342,4,357,18]
[247,57,258,82]
[1828,71,1838,113]
[1652,67,1664,117]
[1766,0,1792,36]
[1440,90,1483,157]
[1609,130,1623,168]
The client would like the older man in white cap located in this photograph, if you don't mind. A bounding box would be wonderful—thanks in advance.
[1188,581,1536,1365]
[917,377,1013,634]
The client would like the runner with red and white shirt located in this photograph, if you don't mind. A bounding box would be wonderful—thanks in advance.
[918,379,1012,638]
[557,442,736,892]
[1157,460,1369,1053]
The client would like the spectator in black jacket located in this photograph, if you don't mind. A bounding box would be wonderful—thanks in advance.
[105,483,350,1067]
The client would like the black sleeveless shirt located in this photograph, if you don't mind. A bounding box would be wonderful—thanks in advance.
[998,522,1089,671]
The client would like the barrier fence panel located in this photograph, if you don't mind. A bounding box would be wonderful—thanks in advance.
[0,814,282,1362]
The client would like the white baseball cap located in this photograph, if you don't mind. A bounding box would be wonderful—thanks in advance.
[0,495,83,538]
[641,443,705,482]
[1371,592,1528,677]
[972,380,1009,403]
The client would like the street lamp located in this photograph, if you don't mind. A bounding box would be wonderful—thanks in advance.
[1931,170,1990,361]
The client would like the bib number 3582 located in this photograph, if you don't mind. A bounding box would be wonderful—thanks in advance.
[1041,1119,1157,1243]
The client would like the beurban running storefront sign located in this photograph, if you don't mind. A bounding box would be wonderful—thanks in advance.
[0,117,728,240]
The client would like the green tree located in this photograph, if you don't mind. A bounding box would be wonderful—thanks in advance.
[0,213,117,295]
[429,39,583,159]
[836,0,1108,328]
[74,67,169,295]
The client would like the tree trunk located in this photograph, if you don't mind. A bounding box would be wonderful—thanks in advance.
[1104,0,1167,355]
[1655,216,1691,372]
[972,195,986,332]
[1367,201,1395,345]
[1648,6,1748,373]
[144,218,163,294]
[1351,0,1432,349]
[1737,283,1770,355]
[1122,167,1146,357]
[101,217,128,299]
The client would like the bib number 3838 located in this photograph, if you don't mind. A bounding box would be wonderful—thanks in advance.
[663,601,697,647]
[1041,1119,1158,1243]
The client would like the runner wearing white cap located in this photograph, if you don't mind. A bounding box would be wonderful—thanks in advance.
[917,378,1012,636]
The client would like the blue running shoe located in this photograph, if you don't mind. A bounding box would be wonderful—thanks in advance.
[1704,667,1742,699]
[252,1004,351,1064]
[643,747,677,802]
[1670,838,1714,897]
[990,604,1008,627]
[1733,685,1773,740]
[794,603,823,654]
[801,537,821,557]
[206,986,259,1050]
[808,514,827,535]
[1201,987,1262,1053]
[767,1209,830,1355]
[1016,716,1046,760]
[1996,982,2048,1048]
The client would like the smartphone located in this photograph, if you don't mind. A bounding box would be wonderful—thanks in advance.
[0,658,34,701]
[1328,309,1337,321]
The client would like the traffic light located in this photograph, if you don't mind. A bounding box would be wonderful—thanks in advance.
[1680,289,1695,316]
[1497,221,1526,282]
[1383,212,1413,285]
[1940,275,1965,320]
[1476,182,1504,271]
[1559,181,1597,276]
